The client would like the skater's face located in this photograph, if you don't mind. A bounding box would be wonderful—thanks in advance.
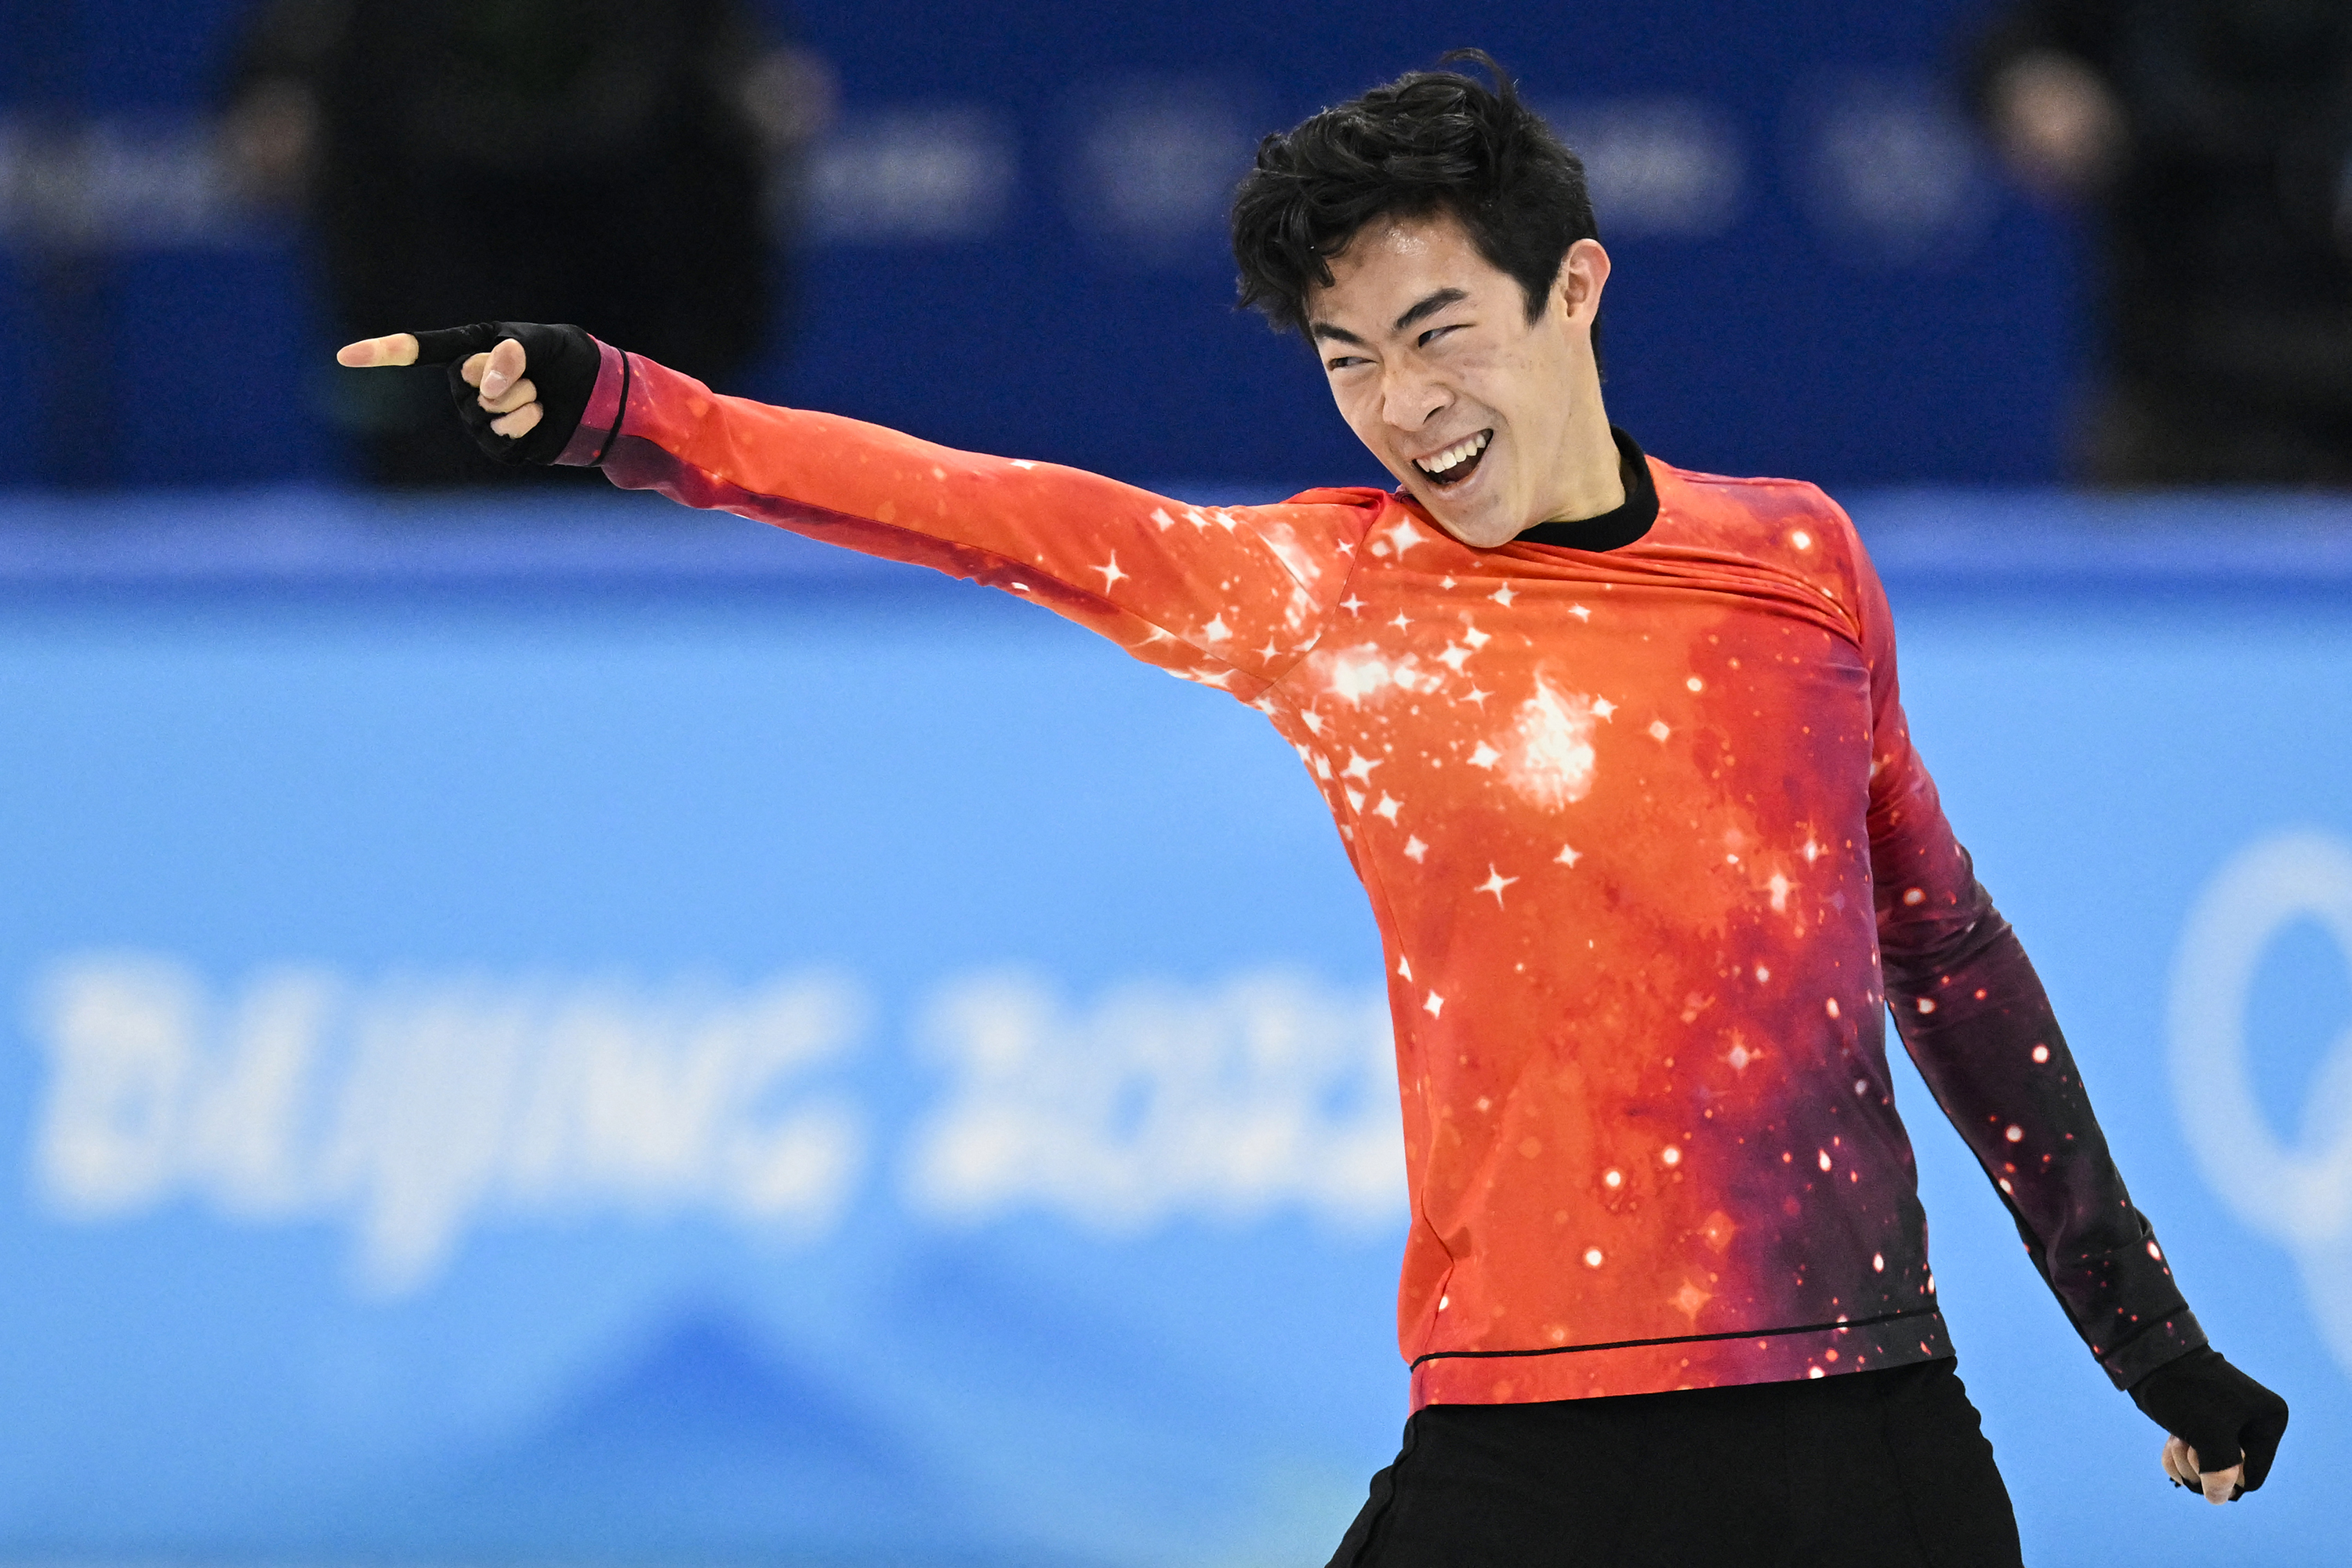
[1307,212,1610,549]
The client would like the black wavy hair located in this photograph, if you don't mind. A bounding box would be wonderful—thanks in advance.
[1230,52,1597,338]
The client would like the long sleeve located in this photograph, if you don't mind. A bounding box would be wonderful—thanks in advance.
[567,344,1377,700]
[1843,513,2205,1390]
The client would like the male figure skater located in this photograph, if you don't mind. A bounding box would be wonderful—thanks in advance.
[339,56,2285,1567]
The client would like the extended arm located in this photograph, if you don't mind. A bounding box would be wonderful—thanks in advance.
[1831,505,2288,1503]
[336,324,1375,696]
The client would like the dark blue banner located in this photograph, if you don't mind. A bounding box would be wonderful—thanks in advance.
[0,0,2073,490]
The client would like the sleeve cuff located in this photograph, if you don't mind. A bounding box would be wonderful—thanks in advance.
[2100,1308,2209,1390]
[554,337,630,466]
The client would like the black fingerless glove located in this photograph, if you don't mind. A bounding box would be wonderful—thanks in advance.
[409,321,603,466]
[2128,1346,2289,1497]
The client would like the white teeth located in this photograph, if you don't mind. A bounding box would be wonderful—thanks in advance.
[1417,430,1492,477]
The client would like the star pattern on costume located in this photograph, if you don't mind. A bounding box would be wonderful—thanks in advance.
[607,367,2150,1410]
[1383,517,1429,557]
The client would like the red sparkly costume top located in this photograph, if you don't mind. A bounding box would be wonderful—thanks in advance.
[559,340,2205,1407]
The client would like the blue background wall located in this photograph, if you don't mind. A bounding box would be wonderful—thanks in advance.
[0,0,2079,491]
[0,489,2345,1566]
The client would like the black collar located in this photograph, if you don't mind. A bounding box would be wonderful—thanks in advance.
[1512,427,1657,552]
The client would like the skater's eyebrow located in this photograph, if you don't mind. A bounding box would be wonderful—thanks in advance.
[1310,289,1472,347]
[1391,287,1467,332]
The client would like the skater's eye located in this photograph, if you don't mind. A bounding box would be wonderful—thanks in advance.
[1417,323,1466,348]
[1324,354,1371,372]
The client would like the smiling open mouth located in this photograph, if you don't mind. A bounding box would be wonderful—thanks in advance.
[1416,430,1492,486]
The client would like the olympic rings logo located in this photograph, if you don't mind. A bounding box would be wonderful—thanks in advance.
[2169,831,2352,1374]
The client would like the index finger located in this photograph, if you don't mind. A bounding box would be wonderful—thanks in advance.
[336,333,419,368]
[337,323,504,368]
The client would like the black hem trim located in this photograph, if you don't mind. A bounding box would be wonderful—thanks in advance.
[1408,1305,1940,1370]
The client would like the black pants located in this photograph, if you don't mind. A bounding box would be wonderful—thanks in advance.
[1329,1359,2023,1568]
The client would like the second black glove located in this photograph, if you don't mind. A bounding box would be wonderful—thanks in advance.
[2129,1345,2288,1497]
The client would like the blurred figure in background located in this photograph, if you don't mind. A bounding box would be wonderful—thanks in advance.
[1973,1,2352,485]
[222,0,833,485]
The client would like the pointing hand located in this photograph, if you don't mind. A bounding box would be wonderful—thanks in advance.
[337,332,541,437]
[334,321,604,466]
